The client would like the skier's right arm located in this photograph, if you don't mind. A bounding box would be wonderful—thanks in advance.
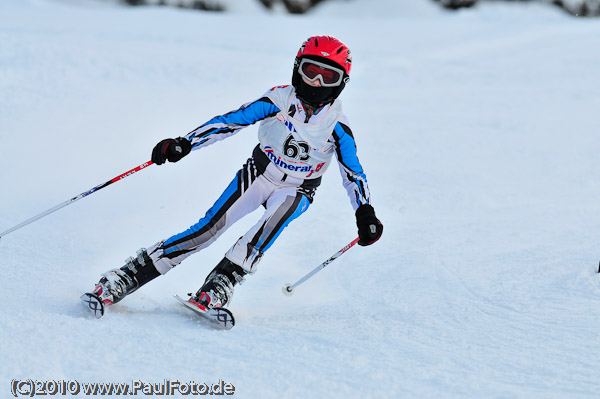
[151,96,280,165]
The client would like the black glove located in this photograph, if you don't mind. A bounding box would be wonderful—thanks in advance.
[151,137,192,165]
[355,204,383,246]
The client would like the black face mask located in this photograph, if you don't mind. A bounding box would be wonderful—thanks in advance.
[295,79,335,108]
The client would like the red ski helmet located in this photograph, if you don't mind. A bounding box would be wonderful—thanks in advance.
[296,35,352,75]
[292,35,352,108]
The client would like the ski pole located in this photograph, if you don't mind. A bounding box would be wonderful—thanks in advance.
[0,160,154,242]
[282,237,360,296]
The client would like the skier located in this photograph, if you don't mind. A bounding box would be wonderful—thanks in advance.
[88,35,383,313]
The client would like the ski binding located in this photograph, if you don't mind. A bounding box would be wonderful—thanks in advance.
[173,294,235,330]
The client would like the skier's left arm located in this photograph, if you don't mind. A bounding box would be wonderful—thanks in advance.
[332,118,383,246]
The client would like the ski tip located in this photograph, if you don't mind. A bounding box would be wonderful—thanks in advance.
[173,293,189,304]
[80,293,104,319]
[598,261,600,274]
[282,283,294,296]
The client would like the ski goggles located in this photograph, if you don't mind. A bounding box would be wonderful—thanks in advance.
[298,58,345,87]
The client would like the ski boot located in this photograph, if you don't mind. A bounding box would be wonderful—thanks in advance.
[188,258,248,311]
[92,248,161,306]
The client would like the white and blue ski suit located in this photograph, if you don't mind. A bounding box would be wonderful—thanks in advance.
[148,85,371,275]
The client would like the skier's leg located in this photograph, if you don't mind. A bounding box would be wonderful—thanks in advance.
[225,188,312,273]
[148,158,270,274]
[189,188,311,310]
[90,158,268,306]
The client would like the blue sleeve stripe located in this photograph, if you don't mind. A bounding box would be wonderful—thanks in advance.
[196,127,228,140]
[332,123,367,179]
[206,97,279,127]
[187,97,280,146]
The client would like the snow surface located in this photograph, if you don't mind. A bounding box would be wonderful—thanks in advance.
[1,0,600,398]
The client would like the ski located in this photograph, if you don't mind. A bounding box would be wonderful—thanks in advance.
[173,294,235,330]
[80,291,234,329]
[80,292,105,319]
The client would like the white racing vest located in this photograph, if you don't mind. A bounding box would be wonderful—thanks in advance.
[258,86,343,180]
